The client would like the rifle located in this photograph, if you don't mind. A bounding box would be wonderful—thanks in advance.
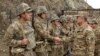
[32,10,35,29]
[9,10,12,23]
[43,17,50,56]
[9,10,13,56]
[9,46,13,56]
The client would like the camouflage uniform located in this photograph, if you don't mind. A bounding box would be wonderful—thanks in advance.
[60,15,74,37]
[71,13,95,56]
[89,19,100,56]
[72,25,95,56]
[4,3,36,56]
[47,14,67,56]
[94,27,100,56]
[60,15,74,56]
[34,6,50,56]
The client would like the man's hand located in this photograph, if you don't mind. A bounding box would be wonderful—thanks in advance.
[21,38,29,45]
[44,30,50,36]
[54,37,62,44]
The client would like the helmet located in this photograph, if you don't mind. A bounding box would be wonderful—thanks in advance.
[16,3,33,16]
[60,15,67,21]
[50,14,60,22]
[88,19,97,24]
[36,6,48,14]
[60,15,73,22]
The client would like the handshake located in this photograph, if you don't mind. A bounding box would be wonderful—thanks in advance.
[53,36,62,44]
[21,37,29,45]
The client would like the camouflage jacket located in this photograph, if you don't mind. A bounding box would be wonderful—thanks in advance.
[34,16,53,52]
[34,16,50,41]
[4,20,36,49]
[93,27,100,46]
[63,22,74,36]
[48,24,69,43]
[72,24,95,56]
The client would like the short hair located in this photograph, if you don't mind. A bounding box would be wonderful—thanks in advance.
[77,16,87,22]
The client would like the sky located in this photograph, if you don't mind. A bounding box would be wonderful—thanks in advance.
[84,0,100,9]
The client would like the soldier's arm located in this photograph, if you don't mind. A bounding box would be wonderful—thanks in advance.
[4,25,22,47]
[44,25,58,41]
[34,22,45,36]
[34,22,54,40]
[61,27,69,35]
[61,36,71,43]
[45,34,55,40]
[85,30,95,56]
[60,27,72,42]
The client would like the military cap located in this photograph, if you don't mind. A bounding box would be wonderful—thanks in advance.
[36,6,48,14]
[16,3,33,16]
[88,19,97,24]
[50,14,60,22]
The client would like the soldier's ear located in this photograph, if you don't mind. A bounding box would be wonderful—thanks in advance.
[19,12,26,18]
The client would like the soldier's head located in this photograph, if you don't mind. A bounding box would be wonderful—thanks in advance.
[51,14,62,26]
[60,15,67,23]
[76,11,88,25]
[88,19,97,29]
[60,15,72,23]
[16,3,33,21]
[36,6,48,19]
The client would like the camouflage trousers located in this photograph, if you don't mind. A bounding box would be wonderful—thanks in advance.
[35,43,51,56]
[94,45,100,56]
[49,44,64,56]
[63,43,72,56]
[72,49,87,56]
[11,47,36,56]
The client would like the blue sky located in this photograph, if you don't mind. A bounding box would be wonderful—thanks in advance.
[84,0,100,9]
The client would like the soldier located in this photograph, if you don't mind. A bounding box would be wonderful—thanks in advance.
[34,6,50,56]
[88,19,100,56]
[4,3,36,56]
[71,12,95,56]
[60,15,74,37]
[60,15,74,56]
[48,14,68,56]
